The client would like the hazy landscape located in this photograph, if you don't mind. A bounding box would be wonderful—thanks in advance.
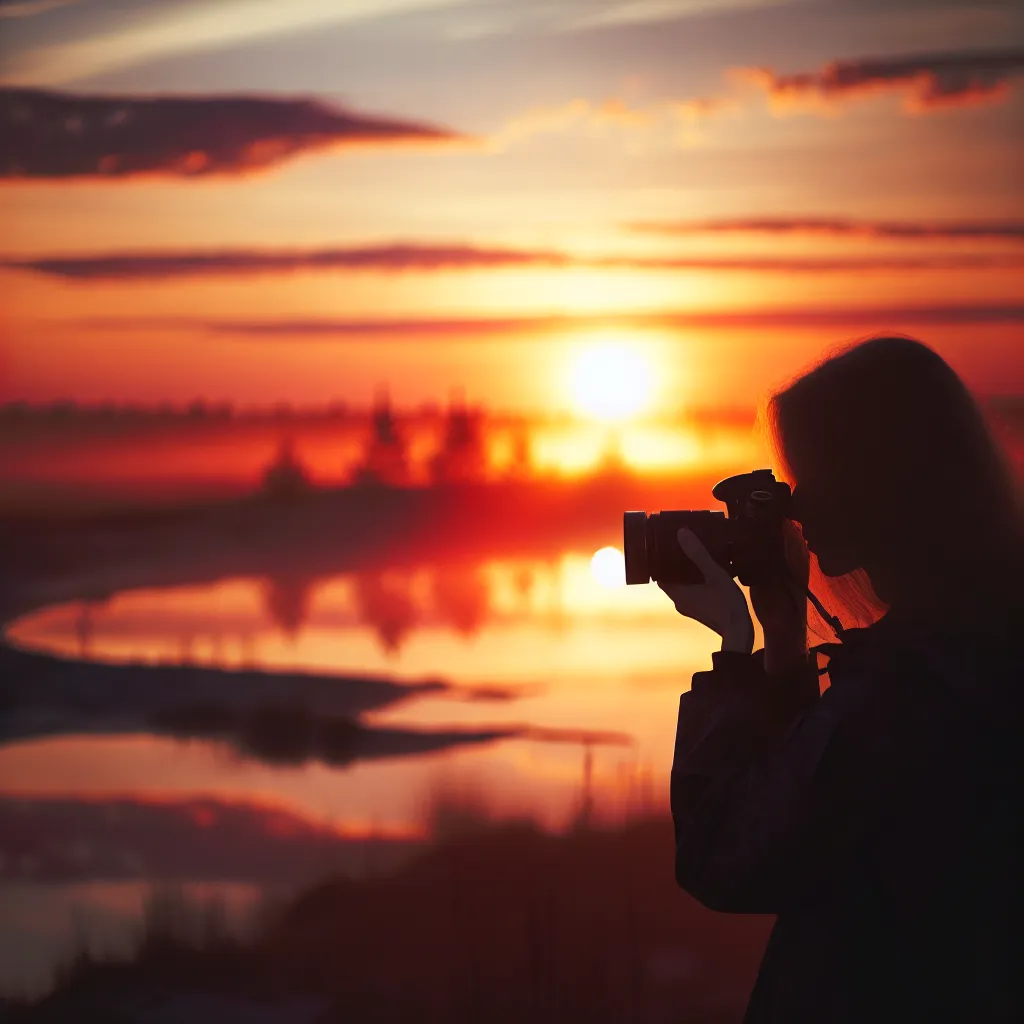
[1,0,1022,1019]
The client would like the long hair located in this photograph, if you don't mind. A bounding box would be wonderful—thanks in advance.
[765,336,1023,640]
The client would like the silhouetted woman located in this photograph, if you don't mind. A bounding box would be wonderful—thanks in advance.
[662,336,1022,1023]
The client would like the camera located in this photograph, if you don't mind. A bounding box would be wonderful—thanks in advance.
[623,469,792,587]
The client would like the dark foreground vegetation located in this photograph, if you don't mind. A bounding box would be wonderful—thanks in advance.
[3,818,772,1024]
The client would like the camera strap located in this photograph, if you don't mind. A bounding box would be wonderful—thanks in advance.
[806,586,847,642]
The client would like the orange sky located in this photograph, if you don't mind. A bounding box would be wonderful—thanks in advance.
[0,0,1022,412]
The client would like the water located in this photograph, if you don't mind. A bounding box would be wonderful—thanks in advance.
[0,549,726,995]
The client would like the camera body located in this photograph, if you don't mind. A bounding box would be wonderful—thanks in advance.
[623,469,792,586]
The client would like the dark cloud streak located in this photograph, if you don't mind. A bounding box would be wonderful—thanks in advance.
[0,87,462,179]
[84,303,1024,340]
[628,217,1024,242]
[0,0,76,17]
[8,244,1023,280]
[747,48,1024,110]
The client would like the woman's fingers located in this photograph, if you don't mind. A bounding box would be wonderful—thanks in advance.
[657,526,756,655]
[659,581,703,615]
[675,528,730,584]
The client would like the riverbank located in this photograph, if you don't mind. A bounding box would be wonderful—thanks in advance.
[2,816,772,1024]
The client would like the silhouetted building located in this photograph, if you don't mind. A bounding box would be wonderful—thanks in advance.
[355,391,410,486]
[430,394,487,484]
[262,437,313,498]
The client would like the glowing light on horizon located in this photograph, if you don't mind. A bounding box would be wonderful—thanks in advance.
[569,344,652,422]
[590,546,626,588]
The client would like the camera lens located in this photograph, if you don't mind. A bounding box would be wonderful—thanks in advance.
[622,511,650,585]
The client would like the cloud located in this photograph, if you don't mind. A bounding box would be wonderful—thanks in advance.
[84,302,1024,340]
[1,0,463,87]
[10,244,563,278]
[489,98,651,148]
[14,242,1021,280]
[495,49,1024,150]
[0,87,462,179]
[627,217,1024,242]
[567,0,789,31]
[491,49,1024,154]
[742,49,1024,112]
[0,0,76,18]
[489,94,729,149]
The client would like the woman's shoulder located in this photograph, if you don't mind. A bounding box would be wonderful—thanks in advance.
[828,605,1022,739]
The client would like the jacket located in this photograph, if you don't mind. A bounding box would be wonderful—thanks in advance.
[670,610,1021,1022]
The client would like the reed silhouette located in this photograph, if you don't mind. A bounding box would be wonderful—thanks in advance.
[5,815,772,1024]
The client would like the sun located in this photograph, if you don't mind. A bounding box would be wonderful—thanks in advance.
[590,546,626,588]
[570,343,652,421]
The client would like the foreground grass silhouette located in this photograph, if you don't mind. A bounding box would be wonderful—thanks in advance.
[8,818,772,1023]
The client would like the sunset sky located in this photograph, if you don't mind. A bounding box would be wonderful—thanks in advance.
[1,0,1021,413]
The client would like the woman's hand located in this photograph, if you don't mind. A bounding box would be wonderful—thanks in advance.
[658,528,755,654]
[749,521,810,676]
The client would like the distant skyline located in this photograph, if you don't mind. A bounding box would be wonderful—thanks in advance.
[1,0,1021,411]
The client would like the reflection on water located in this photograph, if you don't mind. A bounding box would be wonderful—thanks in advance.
[0,549,723,994]
[9,551,707,682]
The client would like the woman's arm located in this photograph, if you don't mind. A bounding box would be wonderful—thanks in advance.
[660,524,841,913]
[670,649,829,914]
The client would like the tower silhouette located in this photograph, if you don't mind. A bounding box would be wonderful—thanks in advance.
[356,389,410,486]
[262,436,312,498]
[430,390,487,484]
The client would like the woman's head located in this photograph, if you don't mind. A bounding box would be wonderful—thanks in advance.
[768,336,1022,616]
